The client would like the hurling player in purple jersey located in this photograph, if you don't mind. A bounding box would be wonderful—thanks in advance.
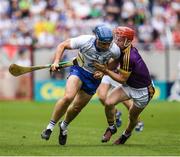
[94,26,155,145]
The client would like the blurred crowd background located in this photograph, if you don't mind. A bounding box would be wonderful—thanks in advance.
[0,0,180,50]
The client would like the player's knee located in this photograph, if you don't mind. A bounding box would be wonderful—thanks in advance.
[104,99,114,108]
[123,100,132,110]
[63,95,74,104]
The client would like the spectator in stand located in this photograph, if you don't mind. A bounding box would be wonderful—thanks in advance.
[19,0,30,18]
[104,0,122,23]
[121,0,136,23]
[7,0,21,19]
[137,19,154,50]
[172,21,180,49]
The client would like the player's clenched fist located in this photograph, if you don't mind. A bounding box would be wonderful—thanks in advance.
[51,62,59,71]
[93,71,104,79]
[93,62,108,74]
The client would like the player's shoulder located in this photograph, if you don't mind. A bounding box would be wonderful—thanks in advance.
[74,35,95,44]
[131,46,138,52]
[77,35,95,41]
[70,34,95,48]
[108,42,120,59]
[130,46,140,57]
[110,42,120,54]
[111,42,119,50]
[129,46,142,62]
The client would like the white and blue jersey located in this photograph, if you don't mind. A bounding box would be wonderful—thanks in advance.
[69,35,121,95]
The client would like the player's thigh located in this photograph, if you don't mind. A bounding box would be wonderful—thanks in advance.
[64,75,82,99]
[106,86,130,106]
[122,99,133,110]
[72,90,92,110]
[97,83,110,99]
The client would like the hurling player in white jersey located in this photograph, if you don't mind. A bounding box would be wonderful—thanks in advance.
[41,25,121,145]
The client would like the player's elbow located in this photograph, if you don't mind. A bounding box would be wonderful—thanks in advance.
[120,79,126,84]
[117,76,127,84]
[57,39,71,50]
[57,43,66,51]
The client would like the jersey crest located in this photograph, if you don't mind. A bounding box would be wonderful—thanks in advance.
[79,37,118,73]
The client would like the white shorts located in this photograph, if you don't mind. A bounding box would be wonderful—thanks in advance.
[101,75,121,88]
[121,84,155,108]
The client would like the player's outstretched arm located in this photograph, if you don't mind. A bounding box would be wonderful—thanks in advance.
[51,39,72,71]
[94,62,129,84]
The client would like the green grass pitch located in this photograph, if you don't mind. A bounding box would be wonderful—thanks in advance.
[0,100,180,156]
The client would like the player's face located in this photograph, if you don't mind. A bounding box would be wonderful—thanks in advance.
[114,34,132,49]
[96,40,111,52]
[114,36,126,49]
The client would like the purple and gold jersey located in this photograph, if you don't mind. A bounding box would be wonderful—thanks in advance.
[119,45,152,88]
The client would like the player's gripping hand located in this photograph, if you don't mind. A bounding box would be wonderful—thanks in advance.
[93,62,108,74]
[93,71,104,79]
[51,62,60,71]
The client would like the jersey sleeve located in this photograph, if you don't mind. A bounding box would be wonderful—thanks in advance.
[70,35,93,49]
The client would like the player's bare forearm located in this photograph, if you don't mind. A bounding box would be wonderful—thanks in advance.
[52,40,72,71]
[93,62,127,84]
[105,69,126,84]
